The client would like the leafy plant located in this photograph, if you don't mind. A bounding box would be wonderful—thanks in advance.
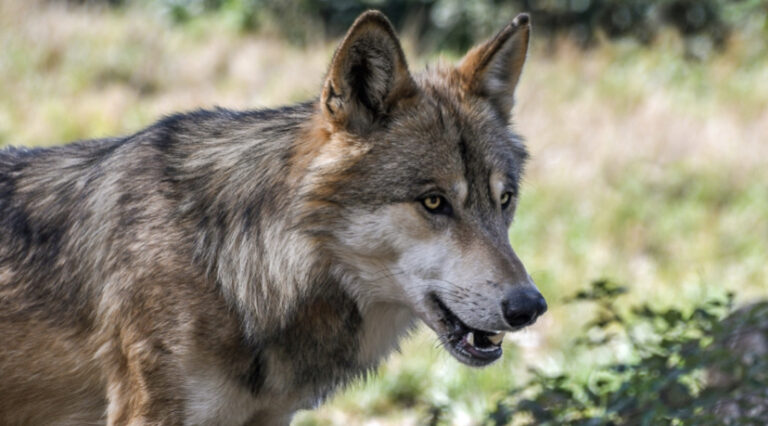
[487,280,768,425]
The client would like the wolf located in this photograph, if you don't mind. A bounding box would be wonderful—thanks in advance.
[0,10,546,425]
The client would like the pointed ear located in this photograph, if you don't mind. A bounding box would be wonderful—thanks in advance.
[321,10,417,133]
[457,13,530,122]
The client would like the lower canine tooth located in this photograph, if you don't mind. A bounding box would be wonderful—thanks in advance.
[488,332,505,345]
[466,332,475,346]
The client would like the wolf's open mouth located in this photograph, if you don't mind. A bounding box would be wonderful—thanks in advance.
[430,294,505,367]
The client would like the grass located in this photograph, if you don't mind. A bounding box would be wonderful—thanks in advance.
[1,1,766,424]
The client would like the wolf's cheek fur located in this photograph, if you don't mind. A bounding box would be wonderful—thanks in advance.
[332,203,511,334]
[333,204,438,305]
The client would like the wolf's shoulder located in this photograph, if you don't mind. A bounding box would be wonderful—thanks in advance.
[0,137,126,171]
[0,145,49,166]
[145,102,316,134]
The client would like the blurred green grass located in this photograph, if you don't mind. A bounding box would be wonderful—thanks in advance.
[1,2,766,424]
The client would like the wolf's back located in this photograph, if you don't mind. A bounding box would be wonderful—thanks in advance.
[0,137,142,323]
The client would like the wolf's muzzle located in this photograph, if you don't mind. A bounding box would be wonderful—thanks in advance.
[502,287,547,328]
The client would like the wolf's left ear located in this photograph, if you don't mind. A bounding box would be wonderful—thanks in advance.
[321,10,417,133]
[457,14,530,122]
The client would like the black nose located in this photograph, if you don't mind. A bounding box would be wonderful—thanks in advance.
[502,287,547,328]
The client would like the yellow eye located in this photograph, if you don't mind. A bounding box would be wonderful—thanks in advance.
[420,194,452,215]
[423,195,442,211]
[500,192,512,208]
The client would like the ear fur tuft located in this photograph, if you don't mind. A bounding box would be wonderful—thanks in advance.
[321,10,416,133]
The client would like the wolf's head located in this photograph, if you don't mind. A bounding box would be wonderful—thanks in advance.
[300,11,545,367]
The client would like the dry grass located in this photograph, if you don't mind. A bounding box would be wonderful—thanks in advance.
[1,2,766,424]
[0,1,332,145]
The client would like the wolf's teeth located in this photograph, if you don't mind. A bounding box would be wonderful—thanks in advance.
[488,332,506,345]
[466,332,475,346]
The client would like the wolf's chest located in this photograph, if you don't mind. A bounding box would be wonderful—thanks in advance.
[269,299,415,389]
[184,296,416,424]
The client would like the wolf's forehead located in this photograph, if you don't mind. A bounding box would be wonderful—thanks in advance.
[396,82,526,181]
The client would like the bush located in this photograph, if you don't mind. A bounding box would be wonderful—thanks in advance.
[486,280,768,425]
[148,0,767,54]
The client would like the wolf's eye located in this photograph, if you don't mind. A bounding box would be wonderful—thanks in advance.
[421,195,452,215]
[500,192,513,209]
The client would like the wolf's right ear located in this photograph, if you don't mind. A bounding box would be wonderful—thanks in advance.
[321,11,417,133]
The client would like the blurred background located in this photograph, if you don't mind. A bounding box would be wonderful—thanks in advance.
[1,0,766,424]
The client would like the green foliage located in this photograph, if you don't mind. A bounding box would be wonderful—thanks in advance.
[487,281,768,425]
[145,0,768,54]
